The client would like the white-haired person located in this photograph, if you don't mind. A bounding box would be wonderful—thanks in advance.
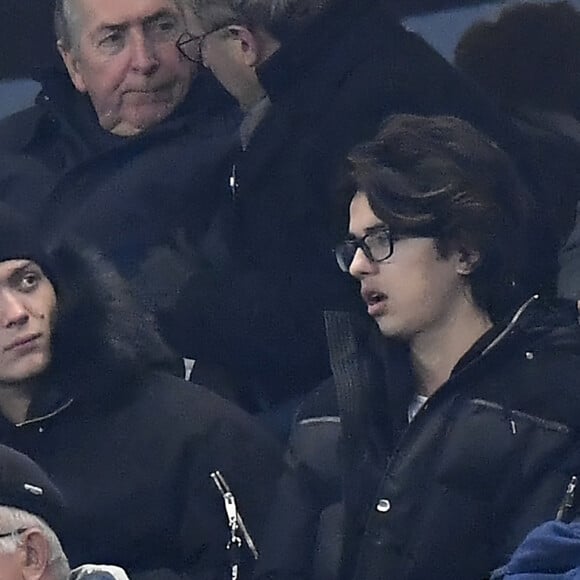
[0,442,129,580]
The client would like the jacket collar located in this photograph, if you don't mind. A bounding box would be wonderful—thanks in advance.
[451,294,540,376]
[256,0,397,103]
[31,69,238,155]
[452,295,580,377]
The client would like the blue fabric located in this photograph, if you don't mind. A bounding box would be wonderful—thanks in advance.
[492,522,580,579]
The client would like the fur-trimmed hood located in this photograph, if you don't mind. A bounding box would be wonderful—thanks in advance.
[42,240,175,409]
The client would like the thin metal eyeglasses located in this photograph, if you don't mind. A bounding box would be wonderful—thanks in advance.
[176,24,230,63]
[334,226,394,273]
[0,527,28,539]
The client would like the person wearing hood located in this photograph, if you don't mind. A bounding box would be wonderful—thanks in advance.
[0,203,286,580]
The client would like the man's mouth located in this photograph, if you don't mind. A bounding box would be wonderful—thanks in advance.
[124,83,171,96]
[362,289,387,306]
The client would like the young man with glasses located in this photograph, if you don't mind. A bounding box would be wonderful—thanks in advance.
[272,114,580,580]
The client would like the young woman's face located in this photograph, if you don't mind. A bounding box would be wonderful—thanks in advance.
[0,260,56,383]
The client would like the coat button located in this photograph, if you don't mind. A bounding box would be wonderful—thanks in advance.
[38,427,44,433]
[376,499,391,513]
[525,351,534,360]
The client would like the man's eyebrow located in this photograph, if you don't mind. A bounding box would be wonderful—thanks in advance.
[365,224,389,234]
[143,9,179,26]
[347,224,388,239]
[92,10,178,37]
[93,22,127,36]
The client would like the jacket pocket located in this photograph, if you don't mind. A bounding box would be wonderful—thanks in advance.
[435,398,573,502]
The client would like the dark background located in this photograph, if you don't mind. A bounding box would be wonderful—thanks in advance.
[0,0,492,79]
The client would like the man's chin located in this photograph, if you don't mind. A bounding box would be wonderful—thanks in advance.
[105,106,176,136]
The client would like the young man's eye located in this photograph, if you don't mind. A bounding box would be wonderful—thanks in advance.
[370,231,391,246]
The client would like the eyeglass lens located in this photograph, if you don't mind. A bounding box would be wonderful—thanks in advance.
[335,230,393,272]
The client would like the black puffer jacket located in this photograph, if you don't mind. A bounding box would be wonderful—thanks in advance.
[0,242,285,580]
[292,297,580,580]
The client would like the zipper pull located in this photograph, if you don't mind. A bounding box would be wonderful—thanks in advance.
[211,471,259,558]
[556,475,578,522]
[211,469,260,580]
[229,164,238,200]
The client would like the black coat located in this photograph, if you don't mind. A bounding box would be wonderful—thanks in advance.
[0,243,286,580]
[160,0,572,412]
[314,298,580,580]
[0,70,239,278]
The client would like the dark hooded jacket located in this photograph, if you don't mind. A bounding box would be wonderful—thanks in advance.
[0,241,286,580]
[282,297,580,580]
[154,0,576,413]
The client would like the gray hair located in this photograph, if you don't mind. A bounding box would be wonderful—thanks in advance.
[54,0,80,51]
[55,0,190,51]
[0,506,70,580]
[189,0,334,40]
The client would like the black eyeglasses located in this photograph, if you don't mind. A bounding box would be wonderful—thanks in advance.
[334,226,394,272]
[176,24,230,63]
[0,527,28,539]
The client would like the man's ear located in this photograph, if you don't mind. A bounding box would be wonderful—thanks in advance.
[57,40,87,93]
[21,529,51,580]
[227,26,269,68]
[455,247,481,276]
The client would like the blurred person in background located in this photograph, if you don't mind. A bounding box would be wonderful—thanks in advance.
[455,1,580,300]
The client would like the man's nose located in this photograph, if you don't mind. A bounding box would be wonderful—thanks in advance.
[0,292,29,328]
[349,247,375,279]
[130,32,160,74]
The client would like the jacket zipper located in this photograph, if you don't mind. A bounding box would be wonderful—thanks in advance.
[556,475,578,521]
[15,398,75,428]
[229,163,238,201]
[211,470,259,571]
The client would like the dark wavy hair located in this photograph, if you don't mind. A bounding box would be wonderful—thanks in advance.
[455,1,580,117]
[341,114,535,321]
